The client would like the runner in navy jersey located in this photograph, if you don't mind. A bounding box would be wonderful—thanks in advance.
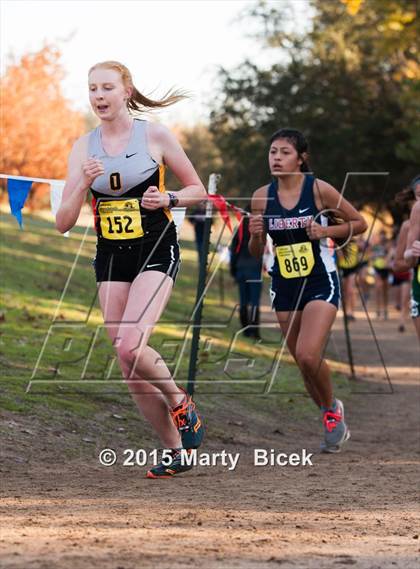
[248,128,367,453]
[56,61,206,477]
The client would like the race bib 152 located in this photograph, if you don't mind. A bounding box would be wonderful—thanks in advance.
[98,199,143,240]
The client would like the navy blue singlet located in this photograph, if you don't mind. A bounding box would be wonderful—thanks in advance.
[264,175,340,311]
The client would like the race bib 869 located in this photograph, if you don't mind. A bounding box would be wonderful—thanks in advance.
[275,241,315,278]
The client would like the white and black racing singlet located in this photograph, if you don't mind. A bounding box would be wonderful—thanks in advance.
[88,119,176,248]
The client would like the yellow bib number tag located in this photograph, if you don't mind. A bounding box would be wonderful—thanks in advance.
[276,241,315,279]
[98,199,143,240]
[417,265,420,284]
[374,257,386,269]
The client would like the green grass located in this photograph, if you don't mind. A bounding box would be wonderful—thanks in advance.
[0,212,350,435]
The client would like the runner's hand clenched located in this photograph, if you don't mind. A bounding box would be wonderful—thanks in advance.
[141,186,167,210]
[411,240,420,257]
[306,220,327,240]
[249,214,265,239]
[81,158,105,188]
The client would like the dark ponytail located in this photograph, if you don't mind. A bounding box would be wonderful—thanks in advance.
[395,174,420,205]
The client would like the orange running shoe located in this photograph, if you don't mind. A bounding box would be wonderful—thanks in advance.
[170,388,204,449]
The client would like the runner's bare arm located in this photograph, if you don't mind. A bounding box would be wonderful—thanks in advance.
[393,221,410,273]
[308,179,368,241]
[56,136,104,233]
[249,186,268,258]
[404,201,420,267]
[142,124,206,210]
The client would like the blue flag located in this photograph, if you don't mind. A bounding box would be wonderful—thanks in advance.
[7,178,32,228]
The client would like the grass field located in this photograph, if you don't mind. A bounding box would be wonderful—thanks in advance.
[0,211,350,447]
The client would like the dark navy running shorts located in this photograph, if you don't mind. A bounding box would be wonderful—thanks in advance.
[270,270,341,312]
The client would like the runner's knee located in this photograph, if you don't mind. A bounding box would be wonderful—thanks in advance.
[117,339,144,367]
[295,349,321,375]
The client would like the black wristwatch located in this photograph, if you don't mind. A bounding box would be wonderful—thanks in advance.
[167,192,179,209]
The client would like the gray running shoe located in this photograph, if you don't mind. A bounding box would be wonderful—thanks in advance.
[321,399,350,453]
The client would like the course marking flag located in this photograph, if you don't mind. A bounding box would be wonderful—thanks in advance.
[7,178,33,228]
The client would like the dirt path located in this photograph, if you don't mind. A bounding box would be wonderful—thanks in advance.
[1,310,419,569]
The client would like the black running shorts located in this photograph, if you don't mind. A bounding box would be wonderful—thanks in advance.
[374,267,389,280]
[340,265,358,278]
[93,238,180,283]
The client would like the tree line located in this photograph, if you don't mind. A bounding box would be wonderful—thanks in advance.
[209,0,419,222]
[1,1,418,222]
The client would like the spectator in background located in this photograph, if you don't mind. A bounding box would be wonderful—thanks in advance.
[230,208,263,339]
[188,200,207,262]
[355,235,370,303]
[390,232,411,332]
[371,229,392,319]
[337,239,359,321]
